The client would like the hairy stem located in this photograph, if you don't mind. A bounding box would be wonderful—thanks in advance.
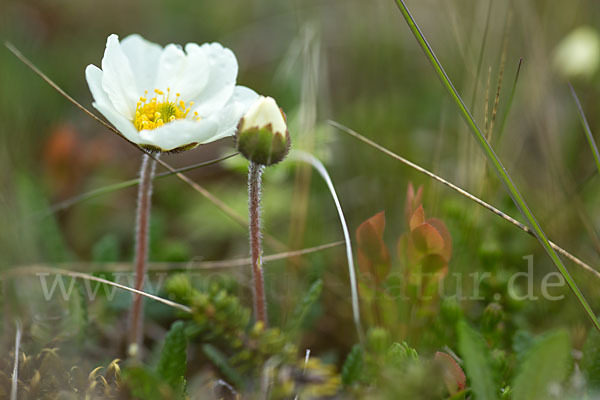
[248,162,267,326]
[129,153,158,358]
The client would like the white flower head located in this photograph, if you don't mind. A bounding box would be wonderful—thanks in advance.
[236,96,290,166]
[86,34,258,152]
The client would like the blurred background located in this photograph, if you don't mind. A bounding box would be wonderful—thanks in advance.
[2,0,600,358]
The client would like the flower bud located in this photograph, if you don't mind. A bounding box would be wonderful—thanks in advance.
[236,96,290,166]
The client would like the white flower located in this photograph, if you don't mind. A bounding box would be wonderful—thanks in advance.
[86,34,258,152]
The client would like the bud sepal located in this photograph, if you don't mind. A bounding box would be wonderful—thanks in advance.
[236,96,291,166]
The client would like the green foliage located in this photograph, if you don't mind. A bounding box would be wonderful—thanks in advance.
[582,329,600,390]
[387,341,418,368]
[457,320,498,400]
[341,344,364,386]
[122,366,181,400]
[287,278,323,333]
[156,321,187,392]
[511,330,571,400]
[202,344,245,389]
[367,326,391,354]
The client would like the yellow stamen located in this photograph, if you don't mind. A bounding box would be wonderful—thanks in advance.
[134,88,200,131]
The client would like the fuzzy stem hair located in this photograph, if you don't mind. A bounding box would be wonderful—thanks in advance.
[129,153,158,358]
[248,162,267,326]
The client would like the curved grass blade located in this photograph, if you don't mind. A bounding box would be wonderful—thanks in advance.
[289,150,365,345]
[393,0,600,331]
[569,83,600,176]
[328,120,600,280]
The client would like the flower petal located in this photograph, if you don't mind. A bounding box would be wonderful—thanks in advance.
[101,34,139,119]
[209,86,259,141]
[120,34,162,94]
[86,64,140,144]
[153,44,201,98]
[137,118,220,151]
[187,43,238,116]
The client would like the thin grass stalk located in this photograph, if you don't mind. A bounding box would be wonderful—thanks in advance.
[329,120,600,280]
[569,83,600,176]
[289,150,365,345]
[248,162,267,325]
[2,267,192,312]
[393,0,600,331]
[8,242,344,273]
[469,0,494,110]
[10,320,21,400]
[44,153,238,215]
[496,58,523,142]
[129,153,158,358]
[487,11,511,141]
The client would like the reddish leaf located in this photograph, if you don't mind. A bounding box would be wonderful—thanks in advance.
[434,352,466,395]
[404,182,424,224]
[426,218,452,262]
[356,212,391,282]
[409,205,426,231]
[410,223,444,254]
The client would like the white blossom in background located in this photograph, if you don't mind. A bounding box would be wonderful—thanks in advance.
[554,26,600,79]
[86,34,258,152]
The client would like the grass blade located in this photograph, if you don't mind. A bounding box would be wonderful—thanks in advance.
[44,153,238,215]
[289,150,365,345]
[393,0,600,331]
[569,83,600,176]
[3,266,192,313]
[496,57,523,141]
[11,320,21,400]
[329,120,600,280]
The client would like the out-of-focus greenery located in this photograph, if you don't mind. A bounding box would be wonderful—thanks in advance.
[3,0,600,398]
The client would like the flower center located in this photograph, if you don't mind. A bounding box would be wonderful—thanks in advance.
[133,89,199,131]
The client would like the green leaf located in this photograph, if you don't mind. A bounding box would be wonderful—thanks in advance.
[387,342,418,368]
[92,234,120,262]
[287,279,323,332]
[512,329,571,400]
[457,320,498,400]
[341,344,363,386]
[123,366,177,400]
[202,344,244,389]
[341,344,364,386]
[582,329,600,390]
[156,321,187,392]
